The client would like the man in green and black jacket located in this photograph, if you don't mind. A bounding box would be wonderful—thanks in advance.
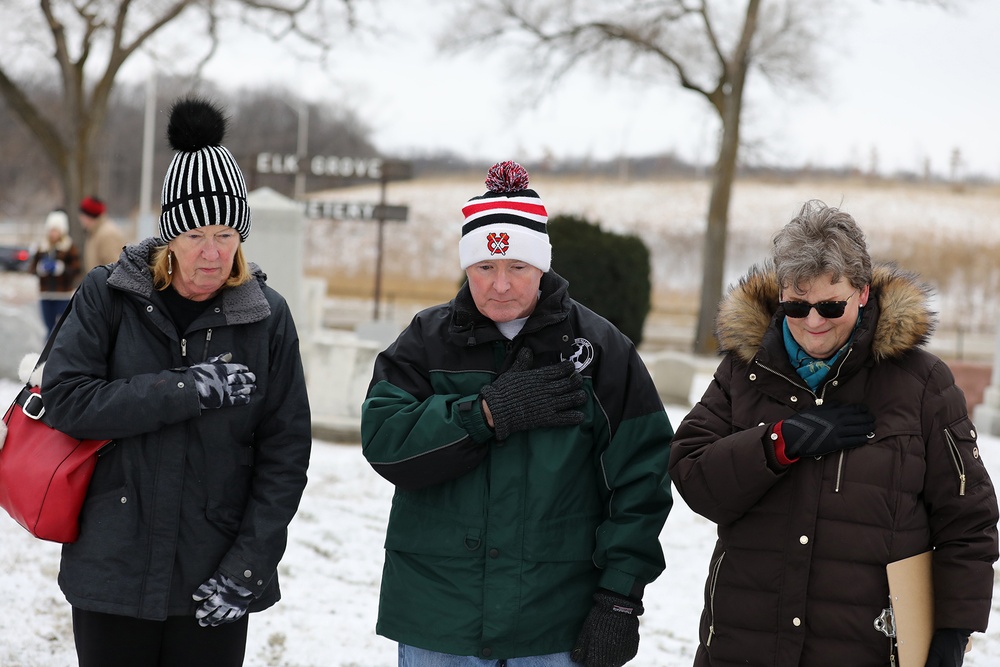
[361,161,673,667]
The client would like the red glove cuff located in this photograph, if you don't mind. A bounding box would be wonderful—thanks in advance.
[771,421,799,466]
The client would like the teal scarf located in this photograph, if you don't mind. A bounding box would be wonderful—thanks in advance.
[782,313,861,390]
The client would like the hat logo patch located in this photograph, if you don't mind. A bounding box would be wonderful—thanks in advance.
[487,232,510,256]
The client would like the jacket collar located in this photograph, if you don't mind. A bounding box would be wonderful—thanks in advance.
[716,262,936,365]
[448,270,572,346]
[107,237,271,325]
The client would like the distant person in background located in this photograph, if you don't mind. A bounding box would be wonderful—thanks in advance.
[362,160,673,667]
[30,209,81,334]
[669,200,998,667]
[79,195,126,270]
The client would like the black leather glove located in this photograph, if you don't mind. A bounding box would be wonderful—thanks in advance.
[480,347,586,441]
[190,352,256,410]
[779,402,875,459]
[192,570,255,627]
[571,590,643,667]
[925,628,971,667]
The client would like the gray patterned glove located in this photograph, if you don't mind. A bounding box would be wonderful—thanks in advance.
[480,347,586,441]
[190,352,256,410]
[192,571,255,627]
[571,590,643,667]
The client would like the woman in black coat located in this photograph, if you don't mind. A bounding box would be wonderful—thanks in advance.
[40,99,311,667]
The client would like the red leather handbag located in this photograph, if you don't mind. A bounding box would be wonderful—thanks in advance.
[0,386,111,542]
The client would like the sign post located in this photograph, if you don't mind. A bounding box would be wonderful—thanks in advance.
[297,157,413,320]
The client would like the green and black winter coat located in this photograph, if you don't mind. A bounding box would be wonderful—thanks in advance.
[669,263,999,667]
[361,271,673,659]
[41,238,311,620]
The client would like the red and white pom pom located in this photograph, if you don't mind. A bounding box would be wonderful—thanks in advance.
[485,160,530,193]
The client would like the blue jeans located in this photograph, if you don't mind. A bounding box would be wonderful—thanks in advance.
[40,297,70,336]
[398,644,575,667]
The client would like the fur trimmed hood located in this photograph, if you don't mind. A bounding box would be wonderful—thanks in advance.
[716,262,936,364]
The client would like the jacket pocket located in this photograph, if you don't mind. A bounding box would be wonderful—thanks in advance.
[205,499,243,537]
[383,497,483,558]
[522,513,599,562]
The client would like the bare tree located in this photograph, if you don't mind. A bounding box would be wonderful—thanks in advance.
[0,0,360,245]
[442,0,958,354]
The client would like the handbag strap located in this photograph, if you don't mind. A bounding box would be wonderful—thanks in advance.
[17,266,122,424]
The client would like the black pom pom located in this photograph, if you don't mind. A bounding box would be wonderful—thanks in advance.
[166,98,228,152]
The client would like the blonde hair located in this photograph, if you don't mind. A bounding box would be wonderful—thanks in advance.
[150,243,253,291]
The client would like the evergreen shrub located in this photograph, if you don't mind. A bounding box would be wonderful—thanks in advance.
[548,214,652,346]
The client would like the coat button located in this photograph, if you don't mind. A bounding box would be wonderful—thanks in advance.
[749,373,757,381]
[120,496,127,504]
[244,569,252,578]
[770,432,778,441]
[971,429,976,439]
[489,548,499,558]
[146,305,153,313]
[257,579,264,586]
[790,396,798,403]
[177,382,185,389]
[481,648,493,658]
[973,447,980,459]
[799,535,809,545]
[792,617,801,627]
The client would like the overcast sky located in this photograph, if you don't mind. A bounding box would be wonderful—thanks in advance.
[135,0,1000,179]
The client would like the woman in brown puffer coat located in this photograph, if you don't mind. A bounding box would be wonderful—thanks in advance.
[669,200,998,667]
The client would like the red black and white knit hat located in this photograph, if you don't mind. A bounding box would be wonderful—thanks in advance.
[460,160,550,272]
[159,98,251,242]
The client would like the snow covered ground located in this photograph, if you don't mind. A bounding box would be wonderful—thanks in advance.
[2,375,1000,667]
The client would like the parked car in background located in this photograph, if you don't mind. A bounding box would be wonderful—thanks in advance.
[0,245,31,271]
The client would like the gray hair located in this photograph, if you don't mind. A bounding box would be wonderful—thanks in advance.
[772,200,872,295]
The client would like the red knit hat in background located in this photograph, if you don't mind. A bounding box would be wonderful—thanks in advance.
[80,196,106,217]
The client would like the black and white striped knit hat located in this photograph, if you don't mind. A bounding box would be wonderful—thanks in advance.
[460,160,550,272]
[159,98,251,242]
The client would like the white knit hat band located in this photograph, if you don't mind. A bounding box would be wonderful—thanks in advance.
[459,224,552,272]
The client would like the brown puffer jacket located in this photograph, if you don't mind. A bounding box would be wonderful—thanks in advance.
[669,263,998,667]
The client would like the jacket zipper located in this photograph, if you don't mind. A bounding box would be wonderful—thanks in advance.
[834,451,846,493]
[756,348,855,493]
[707,552,726,646]
[181,330,214,363]
[944,429,967,496]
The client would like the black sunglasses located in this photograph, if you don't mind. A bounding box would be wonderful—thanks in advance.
[780,290,859,319]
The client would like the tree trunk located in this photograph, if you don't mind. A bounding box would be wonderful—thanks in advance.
[692,0,759,356]
[693,107,741,355]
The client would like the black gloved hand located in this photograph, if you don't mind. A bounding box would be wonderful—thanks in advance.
[192,570,255,627]
[925,628,971,667]
[571,590,643,667]
[779,402,875,459]
[480,347,586,441]
[190,352,256,410]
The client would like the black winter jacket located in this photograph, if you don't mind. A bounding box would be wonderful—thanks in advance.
[41,238,311,620]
